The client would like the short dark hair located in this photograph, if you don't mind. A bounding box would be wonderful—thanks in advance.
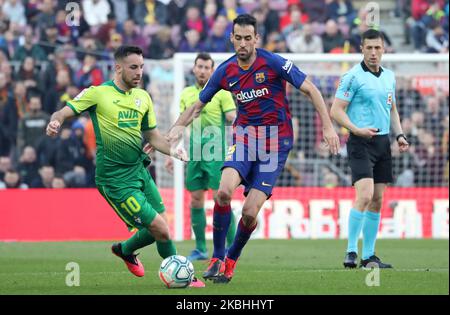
[27,92,41,103]
[232,14,257,35]
[361,29,384,44]
[429,20,442,30]
[194,52,214,68]
[5,168,18,175]
[114,45,143,61]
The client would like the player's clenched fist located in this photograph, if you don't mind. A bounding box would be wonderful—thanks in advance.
[46,120,61,137]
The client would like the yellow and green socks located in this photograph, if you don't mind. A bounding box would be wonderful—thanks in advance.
[156,240,177,259]
[226,210,237,249]
[121,228,155,256]
[121,227,176,259]
[191,207,207,253]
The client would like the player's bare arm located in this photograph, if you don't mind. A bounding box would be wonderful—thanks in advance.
[390,101,409,152]
[225,110,237,124]
[167,99,206,143]
[46,106,76,137]
[143,128,187,161]
[330,98,379,139]
[300,78,340,155]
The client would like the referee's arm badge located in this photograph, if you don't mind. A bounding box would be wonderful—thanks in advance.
[387,92,393,106]
[343,75,355,98]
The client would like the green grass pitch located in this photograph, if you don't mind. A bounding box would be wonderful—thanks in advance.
[0,239,448,295]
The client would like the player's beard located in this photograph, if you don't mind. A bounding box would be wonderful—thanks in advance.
[196,77,208,87]
[236,48,252,62]
[122,73,140,89]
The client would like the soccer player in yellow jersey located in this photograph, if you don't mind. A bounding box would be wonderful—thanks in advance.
[46,46,204,287]
[166,53,237,261]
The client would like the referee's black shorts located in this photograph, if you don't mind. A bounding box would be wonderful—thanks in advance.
[346,134,393,185]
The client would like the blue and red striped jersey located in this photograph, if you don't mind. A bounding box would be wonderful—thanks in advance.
[199,48,307,142]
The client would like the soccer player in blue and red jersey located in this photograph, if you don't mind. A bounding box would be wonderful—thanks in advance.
[168,14,340,283]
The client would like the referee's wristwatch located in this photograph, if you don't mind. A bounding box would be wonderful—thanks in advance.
[396,133,408,143]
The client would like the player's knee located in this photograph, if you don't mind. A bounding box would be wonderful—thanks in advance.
[359,197,372,208]
[159,230,171,241]
[370,195,383,210]
[356,193,373,208]
[149,216,171,241]
[190,197,203,209]
[190,191,204,208]
[217,189,232,205]
[241,213,257,227]
[154,228,170,242]
[242,205,258,223]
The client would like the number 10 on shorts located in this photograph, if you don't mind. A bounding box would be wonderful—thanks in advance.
[120,196,141,216]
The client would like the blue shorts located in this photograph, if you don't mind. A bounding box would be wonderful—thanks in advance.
[222,139,292,198]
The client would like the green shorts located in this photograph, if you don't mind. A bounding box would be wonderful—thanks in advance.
[186,160,223,191]
[97,167,165,230]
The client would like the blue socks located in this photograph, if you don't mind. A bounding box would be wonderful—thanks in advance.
[227,218,257,261]
[212,202,232,260]
[362,211,381,260]
[347,208,364,254]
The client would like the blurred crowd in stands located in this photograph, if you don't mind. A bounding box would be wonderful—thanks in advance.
[278,76,449,188]
[0,0,448,189]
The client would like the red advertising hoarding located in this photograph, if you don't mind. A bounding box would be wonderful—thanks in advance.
[411,75,449,95]
[0,188,448,241]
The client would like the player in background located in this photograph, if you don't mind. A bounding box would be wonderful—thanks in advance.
[46,45,204,287]
[331,29,409,269]
[165,53,237,261]
[167,14,340,283]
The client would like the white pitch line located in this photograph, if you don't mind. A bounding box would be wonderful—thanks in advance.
[0,271,130,276]
[253,268,449,273]
[0,269,448,277]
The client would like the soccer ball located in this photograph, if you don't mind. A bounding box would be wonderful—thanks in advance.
[158,255,194,288]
